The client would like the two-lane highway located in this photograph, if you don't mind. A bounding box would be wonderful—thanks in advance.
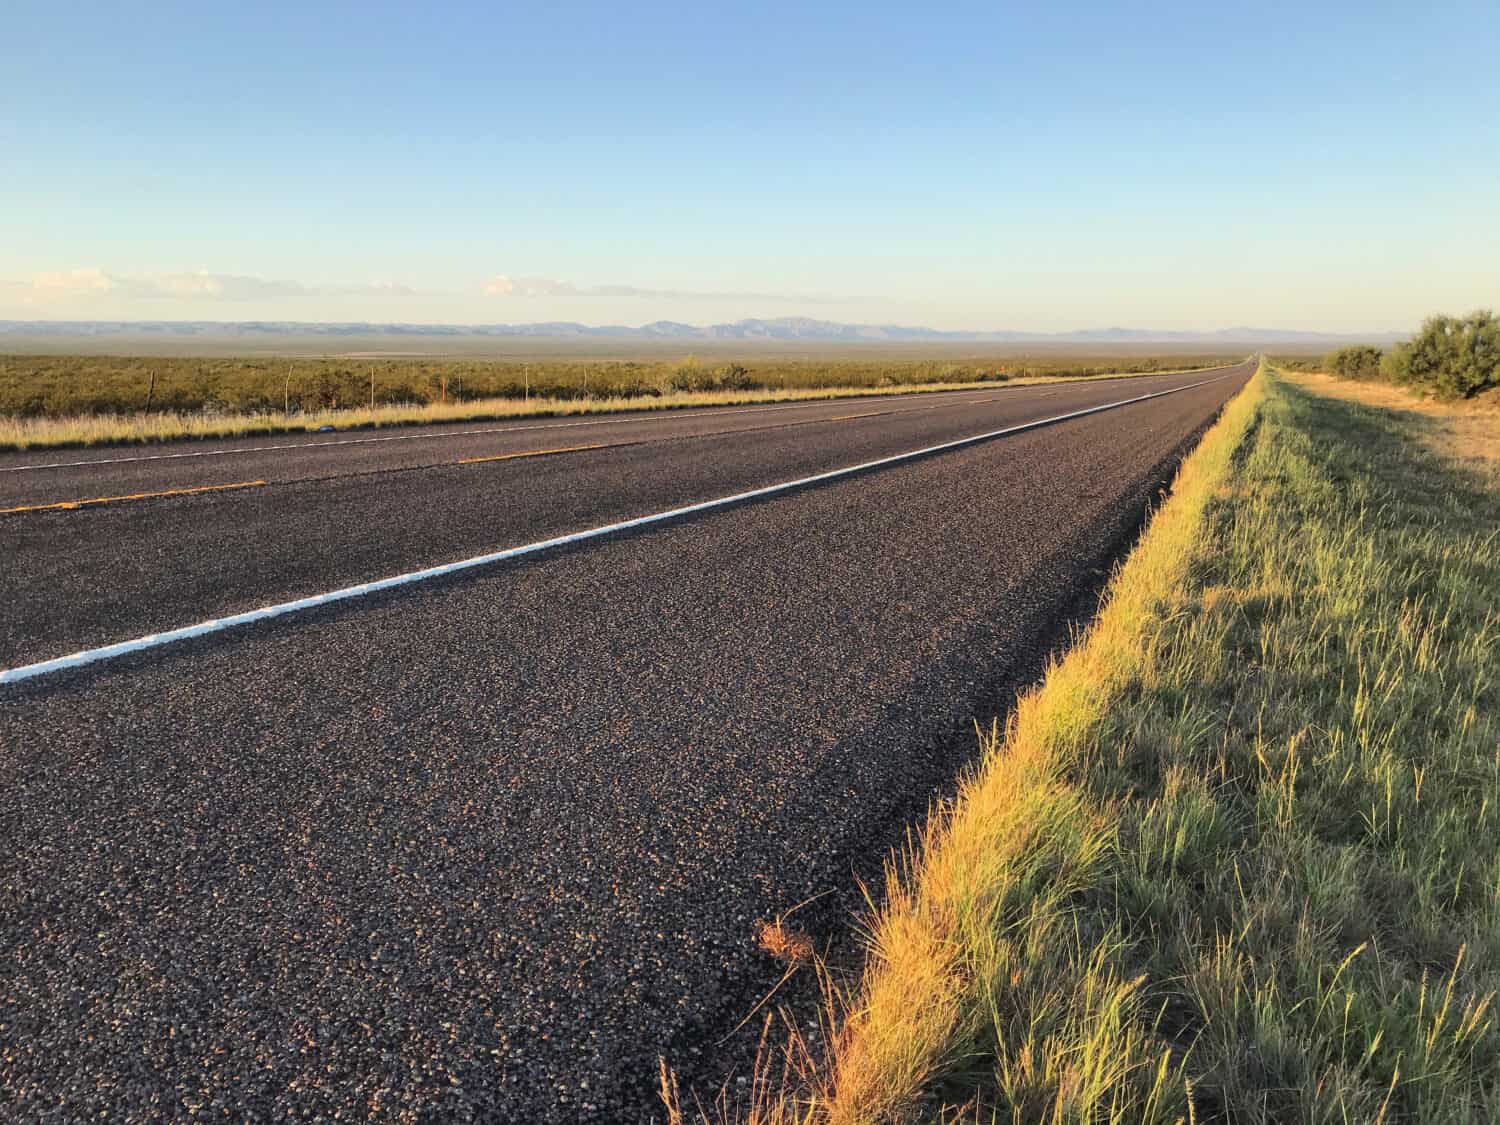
[1,363,1253,1120]
[2,366,1243,670]
[0,370,1202,506]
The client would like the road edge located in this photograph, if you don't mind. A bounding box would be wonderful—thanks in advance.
[663,361,1268,1122]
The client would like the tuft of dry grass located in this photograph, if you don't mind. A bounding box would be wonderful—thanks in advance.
[669,361,1499,1120]
[662,1014,825,1125]
[759,918,816,967]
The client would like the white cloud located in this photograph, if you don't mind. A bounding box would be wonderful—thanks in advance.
[28,267,117,296]
[481,274,825,303]
[0,268,419,303]
[483,275,582,297]
[148,272,312,299]
[330,280,417,297]
[0,267,828,309]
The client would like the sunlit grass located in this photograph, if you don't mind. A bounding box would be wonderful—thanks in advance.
[1282,369,1500,487]
[670,362,1499,1120]
[0,381,975,451]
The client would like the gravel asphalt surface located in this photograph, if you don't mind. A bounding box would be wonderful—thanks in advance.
[1,364,1251,1120]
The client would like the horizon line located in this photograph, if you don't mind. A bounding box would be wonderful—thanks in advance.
[0,316,1413,340]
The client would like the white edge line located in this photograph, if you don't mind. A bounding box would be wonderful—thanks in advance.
[0,364,1241,473]
[1,373,1235,685]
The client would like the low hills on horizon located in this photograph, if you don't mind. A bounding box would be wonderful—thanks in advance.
[0,316,1404,346]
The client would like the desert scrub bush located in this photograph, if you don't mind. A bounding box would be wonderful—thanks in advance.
[1324,343,1384,380]
[1383,310,1500,398]
[661,357,757,393]
[0,353,1237,422]
[1268,354,1323,373]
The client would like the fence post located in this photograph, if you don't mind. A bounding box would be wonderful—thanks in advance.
[144,369,156,413]
[284,366,292,415]
[369,366,375,411]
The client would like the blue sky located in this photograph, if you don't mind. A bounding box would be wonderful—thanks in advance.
[3,0,1497,330]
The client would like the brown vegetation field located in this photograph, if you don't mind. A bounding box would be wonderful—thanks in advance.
[0,351,1240,450]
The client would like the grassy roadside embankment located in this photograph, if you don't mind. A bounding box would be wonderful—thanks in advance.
[686,362,1498,1121]
[1283,370,1499,488]
[0,360,1236,452]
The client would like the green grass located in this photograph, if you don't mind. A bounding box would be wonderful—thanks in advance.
[0,354,1237,451]
[688,364,1499,1122]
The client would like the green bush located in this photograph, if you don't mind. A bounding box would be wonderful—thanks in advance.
[1379,345,1410,386]
[1383,311,1500,398]
[1268,356,1322,373]
[1323,344,1383,381]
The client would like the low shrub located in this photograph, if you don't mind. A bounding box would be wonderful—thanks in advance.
[1323,344,1383,380]
[0,353,1238,420]
[1383,310,1500,398]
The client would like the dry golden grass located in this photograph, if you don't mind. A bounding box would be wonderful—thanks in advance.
[758,918,816,967]
[1285,369,1499,484]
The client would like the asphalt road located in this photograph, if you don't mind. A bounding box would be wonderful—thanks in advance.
[0,367,1227,502]
[1,363,1252,1120]
[4,367,1239,669]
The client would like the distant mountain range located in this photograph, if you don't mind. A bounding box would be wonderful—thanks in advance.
[0,317,1406,344]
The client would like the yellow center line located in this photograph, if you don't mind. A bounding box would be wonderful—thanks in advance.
[456,442,613,465]
[1,479,267,515]
[458,408,897,465]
